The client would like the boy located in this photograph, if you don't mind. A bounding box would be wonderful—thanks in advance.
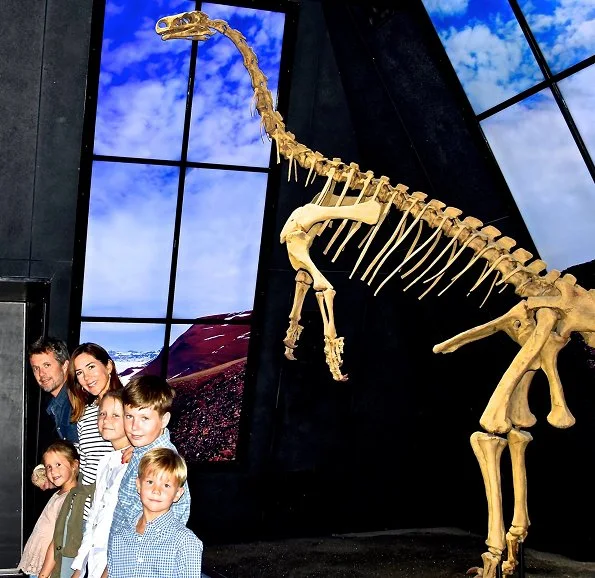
[108,448,203,578]
[109,375,191,544]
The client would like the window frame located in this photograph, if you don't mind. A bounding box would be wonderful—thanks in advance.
[69,0,299,469]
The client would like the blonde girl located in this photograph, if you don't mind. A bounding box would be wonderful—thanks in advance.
[18,441,79,578]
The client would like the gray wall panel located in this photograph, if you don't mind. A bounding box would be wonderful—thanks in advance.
[0,302,26,569]
[31,0,94,261]
[0,1,46,260]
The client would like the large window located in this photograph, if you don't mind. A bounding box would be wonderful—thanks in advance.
[422,0,595,271]
[72,0,290,463]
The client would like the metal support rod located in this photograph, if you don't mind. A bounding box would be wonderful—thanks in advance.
[518,540,525,578]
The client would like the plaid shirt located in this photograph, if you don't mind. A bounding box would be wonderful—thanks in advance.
[108,509,203,578]
[108,429,191,548]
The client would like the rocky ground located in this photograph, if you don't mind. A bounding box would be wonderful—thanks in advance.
[202,528,595,578]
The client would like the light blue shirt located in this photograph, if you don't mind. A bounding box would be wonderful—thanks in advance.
[108,509,202,578]
[108,429,191,548]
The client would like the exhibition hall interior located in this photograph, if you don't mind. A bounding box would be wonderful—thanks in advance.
[1,0,594,576]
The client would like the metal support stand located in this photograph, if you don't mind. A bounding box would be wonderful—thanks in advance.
[518,541,525,578]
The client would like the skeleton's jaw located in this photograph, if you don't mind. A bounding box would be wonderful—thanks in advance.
[155,11,215,42]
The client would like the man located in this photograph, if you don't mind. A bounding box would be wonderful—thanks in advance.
[28,337,78,444]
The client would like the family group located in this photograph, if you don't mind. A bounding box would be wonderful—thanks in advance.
[18,338,203,578]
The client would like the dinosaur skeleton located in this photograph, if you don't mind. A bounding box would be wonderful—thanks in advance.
[156,11,595,577]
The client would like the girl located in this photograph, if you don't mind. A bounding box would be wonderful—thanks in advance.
[18,441,79,578]
[71,390,130,578]
[67,343,123,506]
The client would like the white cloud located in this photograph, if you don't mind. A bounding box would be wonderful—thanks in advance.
[95,77,189,158]
[524,0,595,70]
[82,163,178,317]
[173,169,268,318]
[422,0,470,17]
[440,22,541,112]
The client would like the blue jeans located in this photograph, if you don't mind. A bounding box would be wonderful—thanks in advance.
[60,556,75,578]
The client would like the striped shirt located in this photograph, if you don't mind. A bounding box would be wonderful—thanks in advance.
[77,403,113,517]
[108,510,203,578]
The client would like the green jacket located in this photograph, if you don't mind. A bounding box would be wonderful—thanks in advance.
[51,482,95,578]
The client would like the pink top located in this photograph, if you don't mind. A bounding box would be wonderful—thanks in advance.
[18,490,68,574]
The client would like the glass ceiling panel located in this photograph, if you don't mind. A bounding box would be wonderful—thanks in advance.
[558,64,595,159]
[422,0,544,114]
[481,88,595,271]
[519,0,595,74]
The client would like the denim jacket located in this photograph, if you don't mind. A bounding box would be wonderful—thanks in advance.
[46,385,79,444]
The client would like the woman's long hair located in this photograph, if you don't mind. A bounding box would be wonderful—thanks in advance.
[68,342,122,422]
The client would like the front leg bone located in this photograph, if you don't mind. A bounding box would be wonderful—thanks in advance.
[502,428,532,575]
[471,432,508,578]
[283,270,313,360]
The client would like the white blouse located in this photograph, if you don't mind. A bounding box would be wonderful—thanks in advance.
[71,447,129,578]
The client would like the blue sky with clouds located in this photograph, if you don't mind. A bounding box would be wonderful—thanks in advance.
[82,1,285,353]
[423,0,595,272]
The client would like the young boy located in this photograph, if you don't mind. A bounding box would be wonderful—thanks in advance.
[108,375,191,545]
[108,448,203,578]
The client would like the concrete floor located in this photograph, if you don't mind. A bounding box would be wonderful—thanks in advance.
[202,528,595,578]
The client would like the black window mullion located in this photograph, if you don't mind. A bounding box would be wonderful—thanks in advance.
[507,0,595,184]
[162,37,200,377]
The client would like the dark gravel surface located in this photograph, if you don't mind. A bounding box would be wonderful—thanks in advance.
[203,528,595,578]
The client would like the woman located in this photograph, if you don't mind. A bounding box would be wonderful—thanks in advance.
[67,343,122,495]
